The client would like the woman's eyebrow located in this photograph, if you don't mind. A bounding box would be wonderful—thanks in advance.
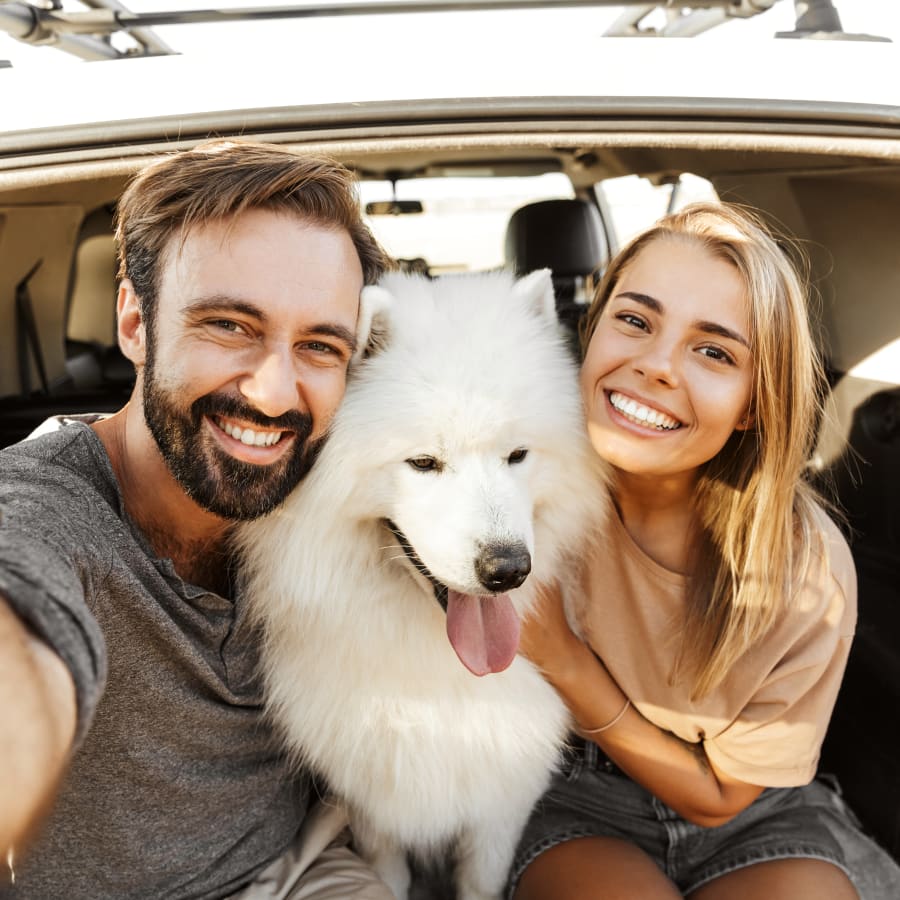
[696,320,750,349]
[616,290,662,314]
[615,291,749,348]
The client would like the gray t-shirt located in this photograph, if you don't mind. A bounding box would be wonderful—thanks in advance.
[0,420,309,899]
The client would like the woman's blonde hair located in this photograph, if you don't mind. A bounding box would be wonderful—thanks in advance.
[582,201,829,698]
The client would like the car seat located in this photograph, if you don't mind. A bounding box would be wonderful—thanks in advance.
[504,198,609,357]
[0,206,133,449]
[820,385,900,859]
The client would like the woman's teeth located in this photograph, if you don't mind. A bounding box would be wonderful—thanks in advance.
[609,392,681,431]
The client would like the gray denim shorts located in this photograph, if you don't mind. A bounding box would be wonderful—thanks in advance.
[507,739,855,898]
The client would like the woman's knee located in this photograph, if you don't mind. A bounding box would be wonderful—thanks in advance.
[514,836,681,900]
[687,857,859,900]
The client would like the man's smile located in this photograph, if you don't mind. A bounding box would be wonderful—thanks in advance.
[207,414,296,465]
[214,416,287,447]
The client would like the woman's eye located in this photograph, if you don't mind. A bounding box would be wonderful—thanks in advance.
[698,345,735,365]
[508,448,528,465]
[406,456,441,472]
[616,313,648,331]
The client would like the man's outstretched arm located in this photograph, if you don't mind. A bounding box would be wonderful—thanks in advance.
[0,596,76,854]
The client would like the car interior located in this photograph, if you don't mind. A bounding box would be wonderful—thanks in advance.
[1,111,899,866]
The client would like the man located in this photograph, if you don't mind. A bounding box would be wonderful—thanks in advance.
[0,140,392,899]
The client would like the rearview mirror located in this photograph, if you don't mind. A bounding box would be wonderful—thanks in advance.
[365,200,424,216]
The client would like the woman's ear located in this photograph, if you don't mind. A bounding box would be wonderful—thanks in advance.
[735,409,756,431]
[116,279,146,367]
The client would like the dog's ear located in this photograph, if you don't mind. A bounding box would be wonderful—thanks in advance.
[512,268,556,323]
[353,284,394,365]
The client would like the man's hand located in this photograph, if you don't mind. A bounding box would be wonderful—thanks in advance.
[0,597,76,854]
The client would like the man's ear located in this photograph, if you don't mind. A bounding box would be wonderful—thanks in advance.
[116,279,146,367]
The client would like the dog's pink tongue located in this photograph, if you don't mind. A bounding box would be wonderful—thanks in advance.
[446,590,520,676]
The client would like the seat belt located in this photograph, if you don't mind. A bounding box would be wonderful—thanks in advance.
[15,259,49,396]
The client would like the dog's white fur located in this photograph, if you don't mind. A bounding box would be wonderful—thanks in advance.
[236,270,610,900]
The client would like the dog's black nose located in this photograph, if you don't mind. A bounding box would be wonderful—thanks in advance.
[476,543,532,592]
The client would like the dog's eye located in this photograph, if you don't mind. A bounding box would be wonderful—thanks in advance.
[508,448,528,465]
[406,456,441,472]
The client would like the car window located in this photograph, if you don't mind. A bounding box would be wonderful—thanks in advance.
[360,174,574,274]
[594,173,718,250]
[850,338,900,384]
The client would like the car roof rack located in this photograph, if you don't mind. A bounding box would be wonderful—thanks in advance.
[0,0,876,63]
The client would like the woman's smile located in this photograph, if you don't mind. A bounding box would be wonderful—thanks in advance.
[606,390,683,432]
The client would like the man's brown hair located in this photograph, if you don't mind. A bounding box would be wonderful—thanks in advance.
[115,139,387,339]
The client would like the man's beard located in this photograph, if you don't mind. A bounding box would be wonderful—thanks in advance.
[142,356,326,521]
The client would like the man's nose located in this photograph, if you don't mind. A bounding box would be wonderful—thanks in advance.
[238,347,301,417]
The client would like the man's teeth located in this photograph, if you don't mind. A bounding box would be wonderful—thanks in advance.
[609,392,680,431]
[217,419,283,447]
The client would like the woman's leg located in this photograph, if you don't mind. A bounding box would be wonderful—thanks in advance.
[514,835,682,900]
[687,857,858,900]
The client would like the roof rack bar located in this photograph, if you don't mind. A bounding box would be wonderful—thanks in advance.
[14,1,768,38]
[662,9,729,37]
[794,0,842,33]
[605,0,779,37]
[777,0,889,41]
[604,4,656,37]
[79,0,178,57]
[0,4,121,59]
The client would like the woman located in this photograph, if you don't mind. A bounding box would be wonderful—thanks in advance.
[512,202,886,898]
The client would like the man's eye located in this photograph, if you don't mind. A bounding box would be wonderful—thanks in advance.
[508,448,528,465]
[304,341,337,354]
[406,456,442,473]
[212,319,243,333]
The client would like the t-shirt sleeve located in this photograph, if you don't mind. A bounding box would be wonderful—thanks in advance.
[0,466,108,750]
[704,520,857,787]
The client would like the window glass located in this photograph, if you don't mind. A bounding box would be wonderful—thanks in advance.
[360,174,574,274]
[594,173,718,250]
[849,339,900,385]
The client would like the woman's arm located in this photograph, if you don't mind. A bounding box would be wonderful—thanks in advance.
[519,585,763,827]
[0,596,77,853]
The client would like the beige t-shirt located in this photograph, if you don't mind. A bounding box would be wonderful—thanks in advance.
[574,504,857,788]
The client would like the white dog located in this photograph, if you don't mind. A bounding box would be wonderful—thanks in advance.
[236,270,610,900]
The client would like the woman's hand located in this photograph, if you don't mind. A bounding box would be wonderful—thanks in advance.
[520,586,764,827]
[519,582,596,686]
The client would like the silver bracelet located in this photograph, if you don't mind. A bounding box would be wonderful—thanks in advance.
[581,698,631,735]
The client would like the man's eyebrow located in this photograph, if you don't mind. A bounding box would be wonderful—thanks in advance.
[314,323,357,354]
[184,295,357,353]
[184,295,266,320]
[614,291,749,348]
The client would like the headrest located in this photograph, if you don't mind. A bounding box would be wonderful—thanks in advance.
[504,198,608,279]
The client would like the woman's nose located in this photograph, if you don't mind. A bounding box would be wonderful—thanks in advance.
[633,339,679,386]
